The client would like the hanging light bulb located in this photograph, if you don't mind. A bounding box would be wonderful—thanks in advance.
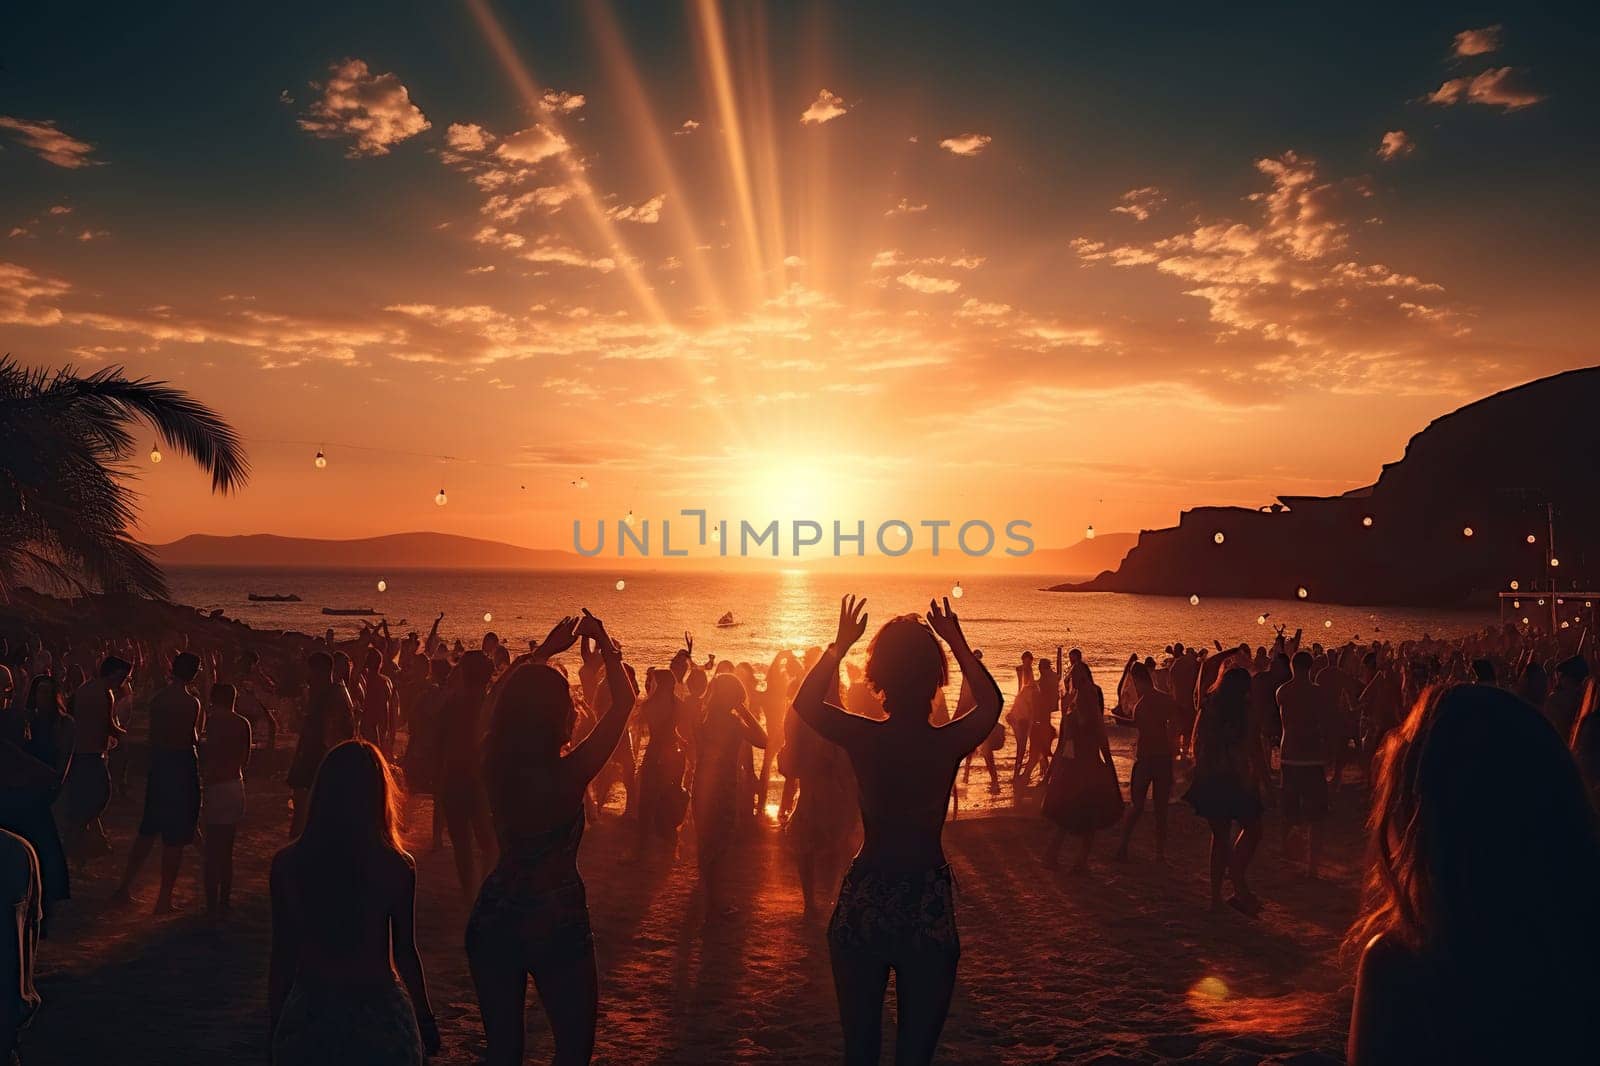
[1562,621,1571,630]
[1085,525,1096,540]
[1189,594,1200,606]
[1513,600,1521,609]
[614,579,626,591]
[1557,598,1566,606]
[314,449,327,469]
[149,442,163,464]
[952,581,964,599]
[377,579,387,593]
[1510,580,1520,591]
[1586,601,1593,609]
[1213,532,1225,545]
[483,612,493,623]
[1362,516,1373,528]
[1324,619,1332,628]
[1538,598,1546,606]
[1527,534,1537,544]
[1550,557,1561,567]
[1257,614,1267,626]
[435,488,447,507]
[1522,617,1531,625]
[1297,586,1309,599]
[1462,526,1474,538]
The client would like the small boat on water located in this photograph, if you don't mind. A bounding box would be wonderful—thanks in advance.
[715,611,738,628]
[321,607,377,616]
[248,593,302,602]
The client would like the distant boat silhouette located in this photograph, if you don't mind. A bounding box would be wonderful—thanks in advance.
[715,611,738,628]
[321,606,377,616]
[248,593,301,602]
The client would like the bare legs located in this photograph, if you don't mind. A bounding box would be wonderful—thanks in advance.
[1043,827,1093,873]
[111,835,186,912]
[203,825,236,915]
[443,788,498,899]
[470,949,598,1066]
[832,947,957,1066]
[1205,817,1262,912]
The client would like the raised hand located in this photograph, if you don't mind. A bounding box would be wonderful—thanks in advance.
[834,595,869,652]
[925,597,967,650]
[683,630,694,657]
[577,609,618,653]
[533,616,580,660]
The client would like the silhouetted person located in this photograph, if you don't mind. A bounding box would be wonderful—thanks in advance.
[1185,668,1267,914]
[436,650,498,899]
[202,682,251,917]
[1347,684,1600,1064]
[467,611,635,1066]
[0,677,71,933]
[794,596,1002,1066]
[65,655,129,863]
[286,651,356,838]
[694,672,768,916]
[270,741,438,1063]
[112,652,202,913]
[0,828,41,1065]
[1117,661,1178,861]
[1545,656,1590,740]
[1276,651,1334,878]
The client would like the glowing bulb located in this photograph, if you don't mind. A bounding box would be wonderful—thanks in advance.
[1538,598,1546,606]
[1522,617,1530,625]
[952,582,964,599]
[1587,601,1593,609]
[1462,527,1474,538]
[614,579,625,591]
[149,444,162,464]
[1558,598,1565,606]
[377,579,387,593]
[483,612,492,623]
[314,449,327,469]
[1189,594,1200,606]
[1527,534,1537,544]
[1297,586,1308,599]
[1550,557,1560,567]
[1324,620,1332,628]
[1362,516,1373,528]
[1213,532,1225,544]
[435,489,447,506]
[1085,525,1095,540]
[1510,580,1520,591]
[1562,621,1571,630]
[624,510,635,525]
[1513,600,1520,609]
[1257,614,1267,626]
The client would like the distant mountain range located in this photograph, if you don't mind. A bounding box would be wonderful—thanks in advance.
[150,530,1137,575]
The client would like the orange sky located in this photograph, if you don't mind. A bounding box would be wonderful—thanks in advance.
[2,5,1595,553]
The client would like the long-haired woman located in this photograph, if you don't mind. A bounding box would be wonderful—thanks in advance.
[635,667,688,857]
[269,740,439,1064]
[693,672,768,916]
[1348,683,1600,1063]
[794,596,1002,1066]
[1184,666,1267,914]
[466,611,635,1066]
[436,650,498,899]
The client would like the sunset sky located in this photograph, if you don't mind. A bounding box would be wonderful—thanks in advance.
[3,3,1596,553]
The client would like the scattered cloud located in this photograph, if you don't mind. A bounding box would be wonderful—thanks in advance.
[1111,186,1165,222]
[0,261,70,325]
[674,119,700,136]
[494,124,571,164]
[606,194,666,224]
[445,122,493,152]
[482,185,575,222]
[467,265,496,275]
[1426,67,1545,111]
[1377,130,1414,161]
[1452,25,1503,58]
[47,205,72,216]
[896,271,961,295]
[297,59,431,157]
[0,116,101,169]
[885,198,928,217]
[939,133,991,156]
[800,89,849,126]
[540,90,586,114]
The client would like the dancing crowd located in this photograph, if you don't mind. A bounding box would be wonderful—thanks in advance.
[2,597,1598,1064]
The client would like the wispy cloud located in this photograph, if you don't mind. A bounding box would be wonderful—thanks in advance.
[939,132,991,156]
[896,271,961,294]
[445,123,493,152]
[800,89,849,126]
[297,59,431,157]
[493,124,572,164]
[1426,67,1545,111]
[1377,130,1414,161]
[1452,25,1503,58]
[606,194,666,224]
[885,198,928,217]
[674,119,700,136]
[540,90,586,114]
[1111,186,1165,222]
[0,116,101,169]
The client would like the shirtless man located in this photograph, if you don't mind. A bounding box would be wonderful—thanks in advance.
[1167,645,1200,760]
[202,683,251,917]
[65,656,131,862]
[1117,662,1179,861]
[112,652,203,913]
[1275,651,1334,878]
[358,647,397,757]
[285,652,356,838]
[1315,650,1364,791]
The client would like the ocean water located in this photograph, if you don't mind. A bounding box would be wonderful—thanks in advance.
[168,566,1494,700]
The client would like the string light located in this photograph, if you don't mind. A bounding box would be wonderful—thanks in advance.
[377,579,387,593]
[1256,614,1267,625]
[1538,598,1546,606]
[952,581,964,599]
[1522,617,1531,625]
[1213,532,1225,544]
[1462,526,1474,538]
[1527,534,1537,544]
[1362,516,1373,528]
[1550,557,1561,567]
[1085,525,1095,540]
[1513,600,1521,609]
[1297,586,1308,599]
[1558,598,1566,606]
[1510,580,1520,590]
[314,449,327,469]
[1324,620,1332,628]
[149,442,162,464]
[483,612,493,623]
[1562,621,1571,629]
[1189,594,1199,605]
[614,579,626,591]
[435,488,447,507]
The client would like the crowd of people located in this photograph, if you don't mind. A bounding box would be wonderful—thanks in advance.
[1,599,1598,1063]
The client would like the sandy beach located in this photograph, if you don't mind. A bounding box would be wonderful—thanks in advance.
[21,728,1356,1066]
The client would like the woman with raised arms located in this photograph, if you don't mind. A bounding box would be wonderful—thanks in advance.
[794,595,1002,1066]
